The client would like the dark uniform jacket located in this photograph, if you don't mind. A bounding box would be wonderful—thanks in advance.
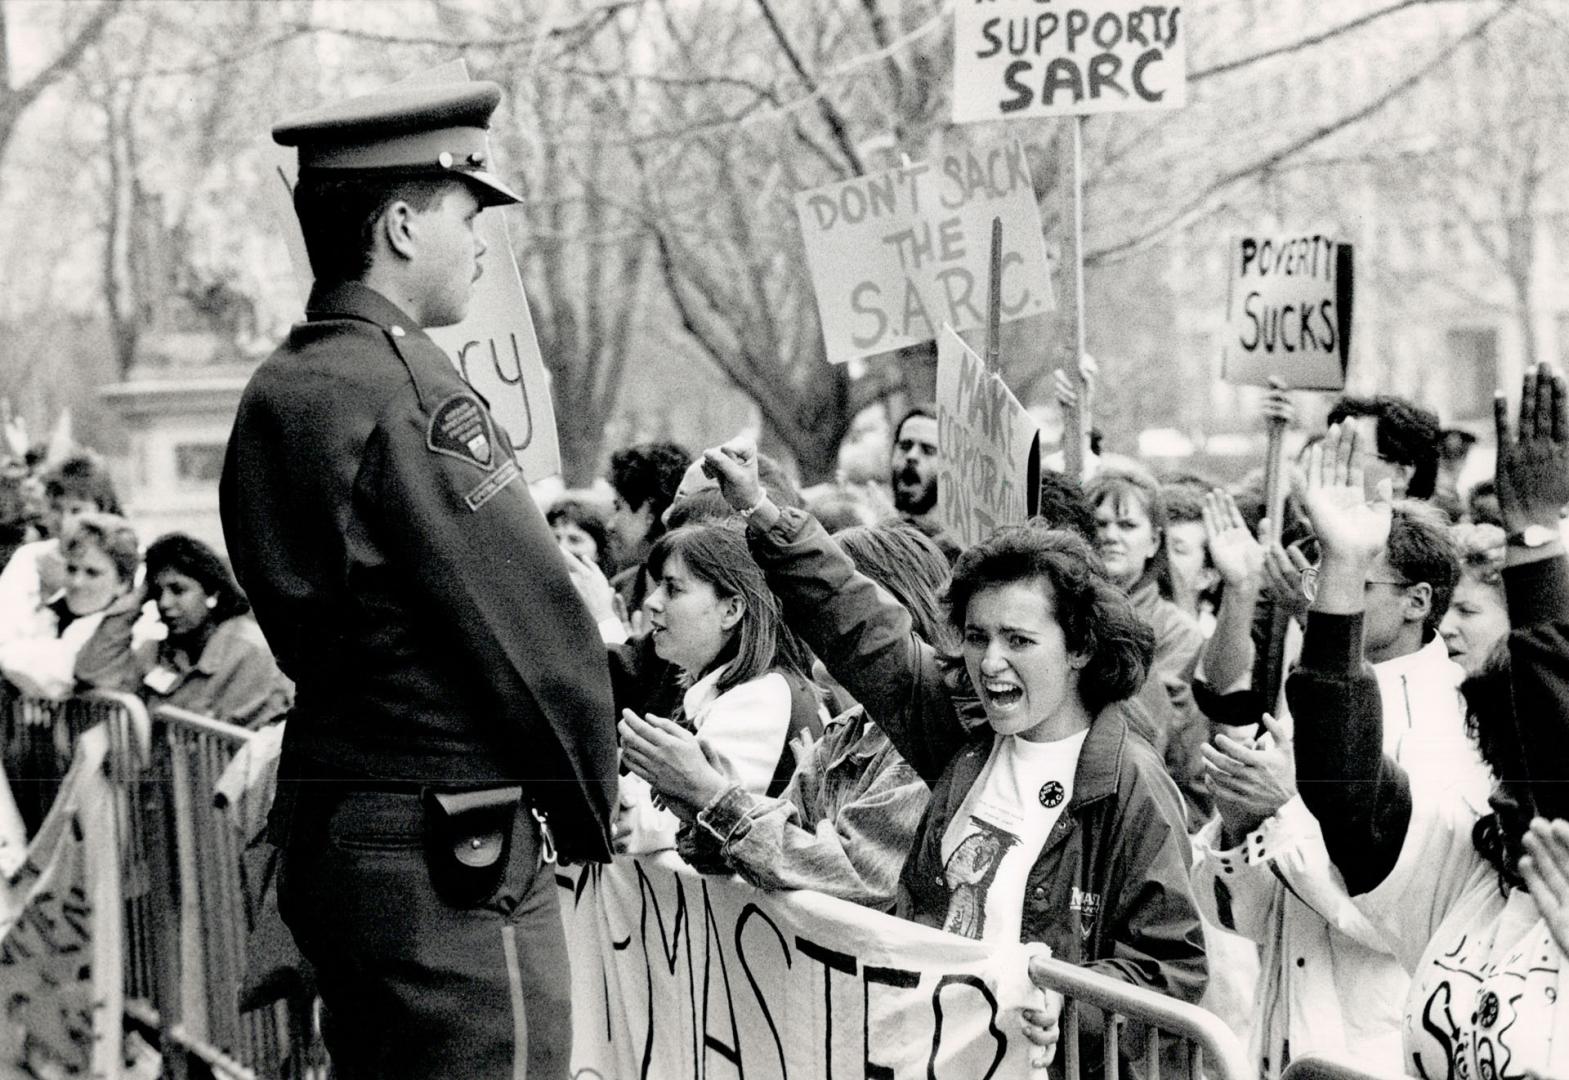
[744,507,1208,1002]
[220,281,617,861]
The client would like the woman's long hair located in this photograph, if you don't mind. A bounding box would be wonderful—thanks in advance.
[646,524,807,695]
[1462,643,1531,893]
[834,521,955,650]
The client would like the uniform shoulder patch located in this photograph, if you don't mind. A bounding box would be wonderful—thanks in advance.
[427,393,495,468]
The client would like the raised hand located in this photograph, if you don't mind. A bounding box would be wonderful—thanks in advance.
[1301,423,1392,569]
[1495,364,1569,535]
[1203,489,1264,590]
[563,549,618,626]
[1260,528,1313,620]
[1261,376,1296,428]
[1520,817,1569,955]
[1052,353,1098,411]
[701,435,765,513]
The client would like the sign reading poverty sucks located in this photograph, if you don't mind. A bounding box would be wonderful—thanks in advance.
[953,0,1187,123]
[795,142,1054,365]
[935,326,1041,548]
[1223,235,1354,390]
[557,855,1046,1080]
[266,61,563,479]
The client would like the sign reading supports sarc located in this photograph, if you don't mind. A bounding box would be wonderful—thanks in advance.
[953,0,1187,123]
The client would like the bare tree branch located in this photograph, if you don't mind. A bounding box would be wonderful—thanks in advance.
[1092,2,1515,262]
[0,0,120,163]
[1192,0,1488,82]
[753,0,863,176]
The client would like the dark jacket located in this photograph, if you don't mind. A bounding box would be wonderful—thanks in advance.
[745,507,1207,1002]
[220,281,617,861]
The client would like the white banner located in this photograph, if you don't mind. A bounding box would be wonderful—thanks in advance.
[795,141,1054,365]
[558,856,1046,1080]
[953,0,1187,123]
[0,726,123,1079]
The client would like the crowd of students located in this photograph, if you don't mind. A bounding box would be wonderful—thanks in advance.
[552,371,1569,1078]
[4,365,1567,1077]
[0,451,293,835]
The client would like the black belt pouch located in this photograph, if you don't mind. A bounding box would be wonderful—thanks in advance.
[421,785,524,907]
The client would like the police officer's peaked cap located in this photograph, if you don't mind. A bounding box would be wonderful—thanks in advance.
[273,82,522,207]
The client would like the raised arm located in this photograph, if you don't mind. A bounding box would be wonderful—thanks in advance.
[701,437,968,782]
[1287,422,1413,895]
[1493,364,1569,823]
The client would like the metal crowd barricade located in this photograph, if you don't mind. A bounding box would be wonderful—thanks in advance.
[1282,1055,1418,1080]
[1030,955,1252,1080]
[5,690,311,1078]
[142,703,311,1080]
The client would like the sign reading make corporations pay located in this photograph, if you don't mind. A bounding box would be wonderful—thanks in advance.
[795,141,1054,365]
[1223,234,1354,390]
[953,0,1187,123]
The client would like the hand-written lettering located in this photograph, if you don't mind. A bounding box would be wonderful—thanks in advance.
[796,140,1052,363]
[561,859,1032,1079]
[954,1,1187,121]
[936,339,1033,548]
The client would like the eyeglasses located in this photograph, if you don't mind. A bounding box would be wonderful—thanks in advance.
[1299,566,1413,603]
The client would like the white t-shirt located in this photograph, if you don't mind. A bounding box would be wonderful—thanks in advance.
[939,729,1088,943]
[1356,788,1567,1079]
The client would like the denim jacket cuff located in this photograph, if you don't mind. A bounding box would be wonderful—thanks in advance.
[696,785,755,845]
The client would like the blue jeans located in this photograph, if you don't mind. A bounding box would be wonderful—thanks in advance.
[277,787,570,1079]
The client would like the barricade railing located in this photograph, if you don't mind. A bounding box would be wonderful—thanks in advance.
[1282,1054,1418,1080]
[1030,954,1253,1080]
[10,687,1257,1080]
[143,704,307,1080]
[3,690,309,1078]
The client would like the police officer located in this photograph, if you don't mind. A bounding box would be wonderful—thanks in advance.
[221,82,617,1078]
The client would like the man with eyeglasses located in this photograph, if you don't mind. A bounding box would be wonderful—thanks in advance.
[1190,492,1490,1076]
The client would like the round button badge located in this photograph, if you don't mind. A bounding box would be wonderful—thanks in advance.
[1039,781,1064,808]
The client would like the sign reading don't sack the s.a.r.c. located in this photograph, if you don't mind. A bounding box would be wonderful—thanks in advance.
[794,142,1054,365]
[953,0,1187,123]
[1223,235,1353,390]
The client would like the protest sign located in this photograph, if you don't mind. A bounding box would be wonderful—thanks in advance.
[935,325,1041,548]
[795,141,1054,365]
[1222,235,1354,390]
[953,0,1187,123]
[0,727,123,1078]
[265,61,562,479]
[557,855,1044,1080]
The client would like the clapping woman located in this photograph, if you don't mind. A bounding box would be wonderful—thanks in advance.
[614,523,820,852]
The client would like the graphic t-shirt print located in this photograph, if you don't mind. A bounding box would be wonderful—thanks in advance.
[940,730,1086,943]
[1405,892,1562,1080]
[942,818,1020,938]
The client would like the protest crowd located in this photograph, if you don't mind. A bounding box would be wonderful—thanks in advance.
[2,40,1568,1080]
